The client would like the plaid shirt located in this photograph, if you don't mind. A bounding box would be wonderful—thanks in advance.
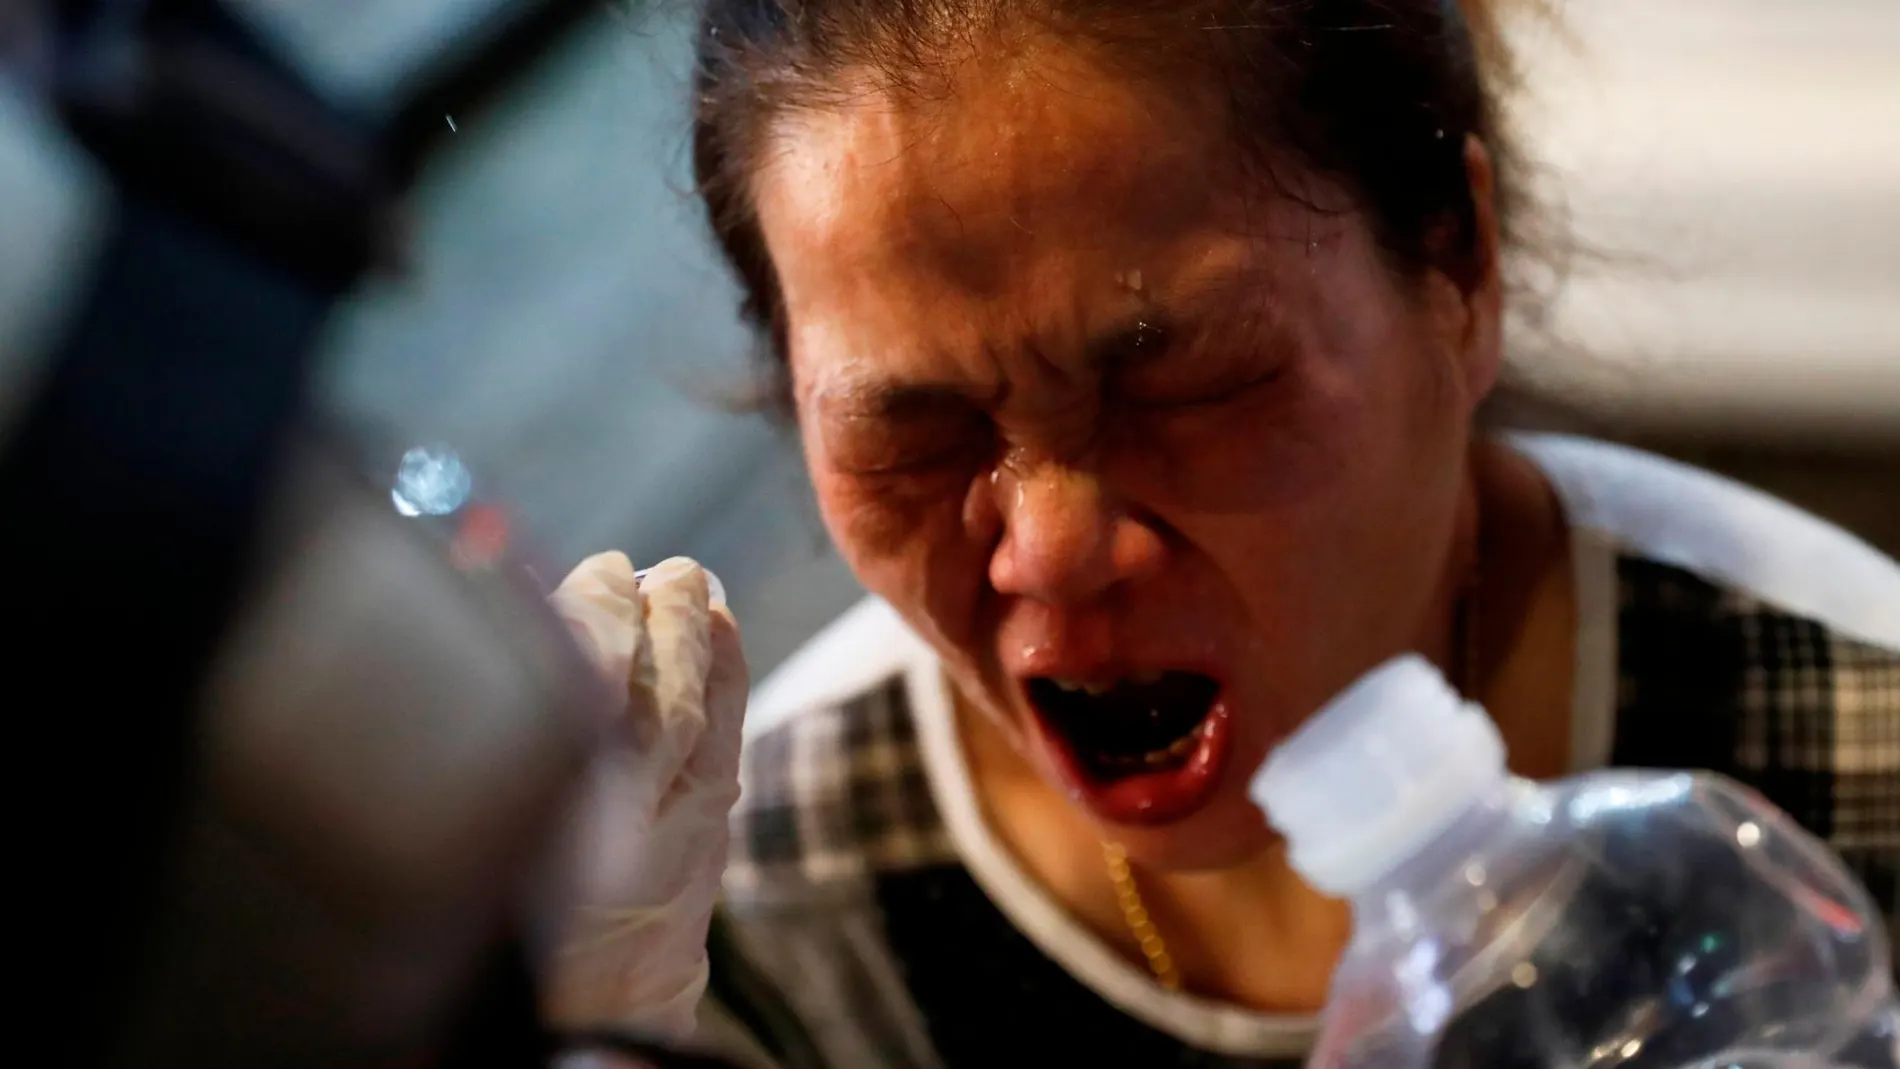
[715,550,1900,1069]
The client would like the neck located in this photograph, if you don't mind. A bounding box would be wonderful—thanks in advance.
[1421,440,1578,777]
[1464,439,1578,780]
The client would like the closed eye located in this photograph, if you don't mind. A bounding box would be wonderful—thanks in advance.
[820,394,994,477]
[1124,364,1287,412]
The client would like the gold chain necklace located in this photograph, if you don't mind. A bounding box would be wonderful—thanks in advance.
[1102,840,1183,990]
[1101,583,1483,992]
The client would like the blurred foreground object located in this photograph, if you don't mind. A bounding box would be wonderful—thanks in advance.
[0,1,750,1066]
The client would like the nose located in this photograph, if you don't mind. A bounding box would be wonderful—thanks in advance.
[987,461,1166,606]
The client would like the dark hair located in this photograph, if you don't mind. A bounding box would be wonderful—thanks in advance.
[692,0,1547,412]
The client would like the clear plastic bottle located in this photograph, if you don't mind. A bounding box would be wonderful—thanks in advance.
[1249,656,1899,1069]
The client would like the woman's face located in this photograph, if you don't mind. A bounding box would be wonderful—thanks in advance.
[752,52,1501,872]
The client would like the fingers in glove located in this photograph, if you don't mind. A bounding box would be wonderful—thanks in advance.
[685,605,747,808]
[550,551,656,713]
[642,566,724,608]
[635,557,714,789]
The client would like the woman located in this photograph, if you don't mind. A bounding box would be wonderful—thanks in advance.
[683,0,1900,1065]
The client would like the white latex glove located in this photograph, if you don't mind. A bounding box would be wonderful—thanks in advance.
[544,552,747,1041]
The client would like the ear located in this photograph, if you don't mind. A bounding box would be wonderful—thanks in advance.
[1455,134,1506,411]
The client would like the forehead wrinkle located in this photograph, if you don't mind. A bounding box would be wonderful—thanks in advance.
[791,232,1298,419]
[770,60,1230,287]
[758,54,1349,427]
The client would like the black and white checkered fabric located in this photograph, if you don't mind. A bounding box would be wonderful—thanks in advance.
[719,554,1900,1069]
[725,676,955,903]
[1613,557,1900,913]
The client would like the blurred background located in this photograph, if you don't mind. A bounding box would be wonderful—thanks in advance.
[263,0,1899,678]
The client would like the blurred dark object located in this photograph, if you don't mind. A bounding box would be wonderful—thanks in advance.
[0,1,752,1067]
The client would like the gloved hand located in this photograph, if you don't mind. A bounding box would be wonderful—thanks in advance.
[543,552,747,1041]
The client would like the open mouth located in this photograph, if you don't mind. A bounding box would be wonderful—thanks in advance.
[1025,671,1230,825]
[1028,673,1220,779]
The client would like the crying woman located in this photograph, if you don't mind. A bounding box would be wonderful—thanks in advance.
[688,0,1900,1066]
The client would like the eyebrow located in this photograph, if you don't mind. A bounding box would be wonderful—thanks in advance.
[817,314,1183,419]
[816,377,1004,421]
[813,263,1270,417]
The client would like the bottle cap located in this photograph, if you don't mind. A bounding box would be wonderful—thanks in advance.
[1248,655,1506,897]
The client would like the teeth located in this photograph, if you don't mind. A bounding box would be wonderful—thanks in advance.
[1100,735,1202,771]
[1048,677,1118,695]
[1049,674,1166,694]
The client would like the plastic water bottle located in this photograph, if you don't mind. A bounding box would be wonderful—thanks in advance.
[1249,656,1899,1069]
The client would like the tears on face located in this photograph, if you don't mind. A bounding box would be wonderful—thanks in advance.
[755,57,1481,870]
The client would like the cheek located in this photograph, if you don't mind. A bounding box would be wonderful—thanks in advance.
[808,467,930,568]
[1117,355,1367,521]
[1134,299,1464,668]
[1116,273,1422,516]
[1143,368,1375,631]
[1246,318,1461,568]
[1255,340,1467,662]
[807,463,997,657]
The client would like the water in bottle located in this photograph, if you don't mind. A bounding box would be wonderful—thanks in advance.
[1249,656,1898,1069]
